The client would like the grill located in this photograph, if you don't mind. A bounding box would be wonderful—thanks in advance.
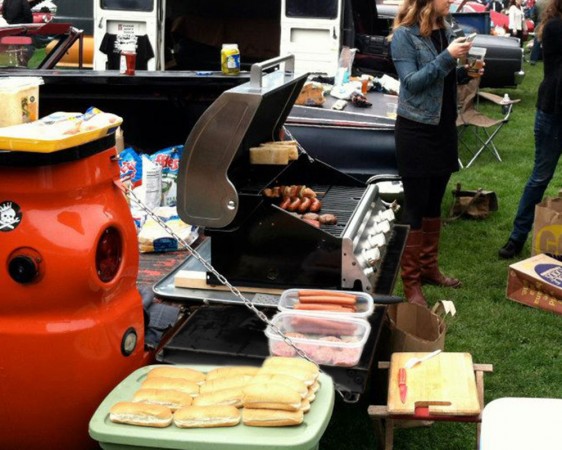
[176,55,400,294]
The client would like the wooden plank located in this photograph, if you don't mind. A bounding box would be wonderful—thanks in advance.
[387,352,481,416]
[174,270,285,295]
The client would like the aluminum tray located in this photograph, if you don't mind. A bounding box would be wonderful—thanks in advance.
[153,238,281,307]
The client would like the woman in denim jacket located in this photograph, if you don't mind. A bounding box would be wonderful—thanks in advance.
[389,0,473,307]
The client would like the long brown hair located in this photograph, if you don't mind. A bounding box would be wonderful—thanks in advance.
[537,0,562,40]
[389,0,446,39]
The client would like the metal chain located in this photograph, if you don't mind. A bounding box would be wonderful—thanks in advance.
[118,180,325,370]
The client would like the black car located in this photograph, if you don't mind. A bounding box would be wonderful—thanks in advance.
[354,0,525,89]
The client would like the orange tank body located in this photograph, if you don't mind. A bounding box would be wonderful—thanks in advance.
[0,143,152,449]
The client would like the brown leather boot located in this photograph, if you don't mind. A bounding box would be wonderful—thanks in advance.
[400,229,428,307]
[420,217,461,288]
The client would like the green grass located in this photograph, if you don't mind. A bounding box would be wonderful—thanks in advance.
[320,61,562,449]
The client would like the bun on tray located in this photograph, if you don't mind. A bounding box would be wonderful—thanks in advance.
[141,377,199,397]
[109,401,172,428]
[205,366,260,381]
[242,383,302,411]
[242,408,304,427]
[173,405,241,428]
[146,366,206,384]
[132,388,193,411]
[192,388,244,408]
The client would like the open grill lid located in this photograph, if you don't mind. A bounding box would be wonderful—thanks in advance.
[176,56,308,229]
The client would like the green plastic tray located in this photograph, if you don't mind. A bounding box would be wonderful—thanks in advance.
[89,364,335,450]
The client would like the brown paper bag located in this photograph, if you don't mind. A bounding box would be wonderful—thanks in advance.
[531,196,562,257]
[386,301,456,353]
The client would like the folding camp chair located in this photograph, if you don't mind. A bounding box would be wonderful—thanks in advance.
[456,77,520,168]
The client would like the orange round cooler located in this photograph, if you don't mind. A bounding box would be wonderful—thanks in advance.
[0,135,152,449]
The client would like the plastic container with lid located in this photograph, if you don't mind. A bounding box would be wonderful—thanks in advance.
[0,77,43,128]
[278,288,374,319]
[265,311,371,367]
[221,43,240,75]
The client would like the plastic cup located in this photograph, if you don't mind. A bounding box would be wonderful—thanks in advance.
[467,47,486,78]
[386,102,397,119]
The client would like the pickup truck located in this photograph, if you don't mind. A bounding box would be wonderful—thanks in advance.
[0,0,524,182]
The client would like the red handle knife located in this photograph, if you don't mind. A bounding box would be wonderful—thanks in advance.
[398,368,407,404]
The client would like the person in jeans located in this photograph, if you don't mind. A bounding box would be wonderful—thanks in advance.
[389,0,473,307]
[499,0,562,258]
[529,0,548,64]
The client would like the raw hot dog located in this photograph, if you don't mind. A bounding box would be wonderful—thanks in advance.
[297,290,357,299]
[297,295,357,306]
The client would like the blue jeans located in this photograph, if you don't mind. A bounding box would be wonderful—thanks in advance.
[530,38,542,63]
[510,109,562,243]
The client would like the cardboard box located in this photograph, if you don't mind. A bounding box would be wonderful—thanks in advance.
[506,254,562,315]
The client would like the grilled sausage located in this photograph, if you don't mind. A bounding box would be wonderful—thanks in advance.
[287,197,302,212]
[309,198,322,212]
[298,197,312,213]
[279,197,292,210]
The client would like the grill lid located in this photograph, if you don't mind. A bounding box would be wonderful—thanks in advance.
[177,55,308,228]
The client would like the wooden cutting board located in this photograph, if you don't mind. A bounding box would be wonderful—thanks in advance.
[174,270,285,295]
[387,352,480,416]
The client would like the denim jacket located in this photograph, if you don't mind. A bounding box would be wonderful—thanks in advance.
[390,24,459,125]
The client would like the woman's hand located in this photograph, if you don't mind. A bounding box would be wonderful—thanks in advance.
[448,37,471,59]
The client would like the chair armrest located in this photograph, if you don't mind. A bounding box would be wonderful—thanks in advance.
[478,91,521,105]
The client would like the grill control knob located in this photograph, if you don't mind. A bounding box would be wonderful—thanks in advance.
[378,220,391,234]
[368,233,386,248]
[9,255,39,284]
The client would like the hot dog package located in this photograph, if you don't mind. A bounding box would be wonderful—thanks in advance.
[265,311,370,367]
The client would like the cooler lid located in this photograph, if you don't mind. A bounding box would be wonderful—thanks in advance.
[176,55,308,229]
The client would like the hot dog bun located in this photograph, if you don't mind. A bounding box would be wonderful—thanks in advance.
[249,374,308,398]
[205,366,260,381]
[257,366,318,386]
[199,375,253,394]
[173,405,241,428]
[262,356,319,375]
[109,401,173,428]
[192,388,244,408]
[146,366,206,385]
[132,388,193,411]
[242,408,304,427]
[242,383,302,411]
[141,377,199,397]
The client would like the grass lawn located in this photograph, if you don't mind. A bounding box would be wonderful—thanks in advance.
[319,60,562,449]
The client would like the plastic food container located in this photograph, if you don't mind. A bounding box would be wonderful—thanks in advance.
[278,288,374,319]
[265,312,371,367]
[0,77,43,128]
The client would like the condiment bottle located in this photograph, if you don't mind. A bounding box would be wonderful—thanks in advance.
[221,44,240,75]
